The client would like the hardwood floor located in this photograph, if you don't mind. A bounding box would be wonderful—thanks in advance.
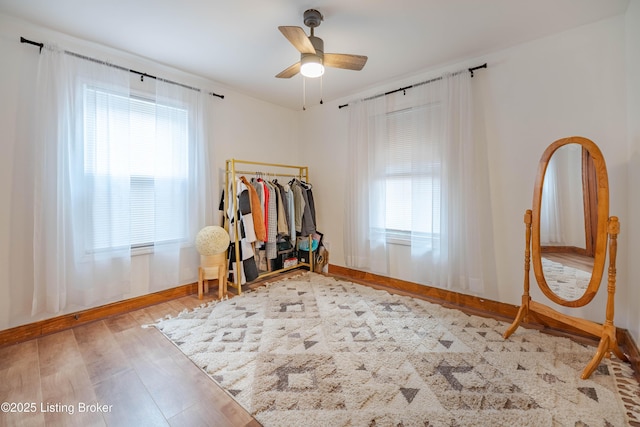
[542,251,594,273]
[0,294,261,427]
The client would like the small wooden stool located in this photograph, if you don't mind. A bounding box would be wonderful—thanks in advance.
[198,252,227,300]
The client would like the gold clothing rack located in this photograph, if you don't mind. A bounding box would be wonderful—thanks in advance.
[224,159,314,294]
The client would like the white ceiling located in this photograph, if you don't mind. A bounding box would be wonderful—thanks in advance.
[0,0,630,110]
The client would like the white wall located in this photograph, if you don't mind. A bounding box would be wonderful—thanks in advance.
[302,14,635,340]
[625,0,640,343]
[0,14,300,329]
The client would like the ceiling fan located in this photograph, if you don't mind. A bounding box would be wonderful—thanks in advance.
[275,9,368,79]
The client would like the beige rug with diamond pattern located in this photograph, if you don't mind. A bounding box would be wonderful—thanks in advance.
[152,272,639,426]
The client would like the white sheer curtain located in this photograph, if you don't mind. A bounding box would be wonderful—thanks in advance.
[540,155,564,245]
[25,46,211,316]
[148,79,211,291]
[31,46,132,315]
[345,72,490,293]
[344,95,388,272]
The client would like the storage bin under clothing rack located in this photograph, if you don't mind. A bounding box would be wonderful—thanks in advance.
[224,158,315,294]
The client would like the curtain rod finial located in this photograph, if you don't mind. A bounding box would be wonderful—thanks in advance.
[469,63,487,78]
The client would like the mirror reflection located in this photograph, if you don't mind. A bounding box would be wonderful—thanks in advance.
[540,143,596,301]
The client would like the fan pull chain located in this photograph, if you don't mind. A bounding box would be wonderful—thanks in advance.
[302,77,306,111]
[320,75,324,105]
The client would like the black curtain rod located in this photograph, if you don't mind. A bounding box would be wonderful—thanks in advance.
[338,63,487,109]
[20,37,224,100]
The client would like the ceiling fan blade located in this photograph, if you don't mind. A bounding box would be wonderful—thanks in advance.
[278,26,315,54]
[276,62,301,78]
[324,53,368,71]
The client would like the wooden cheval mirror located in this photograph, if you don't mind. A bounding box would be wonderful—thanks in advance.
[503,136,629,379]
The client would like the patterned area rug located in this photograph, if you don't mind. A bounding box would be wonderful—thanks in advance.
[152,273,639,426]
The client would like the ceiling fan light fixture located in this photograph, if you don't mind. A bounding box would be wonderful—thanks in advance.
[300,54,324,78]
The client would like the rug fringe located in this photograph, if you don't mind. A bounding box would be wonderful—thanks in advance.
[143,272,312,329]
[141,295,228,328]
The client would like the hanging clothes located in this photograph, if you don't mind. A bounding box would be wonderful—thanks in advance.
[226,178,259,284]
[292,180,305,234]
[284,183,296,243]
[304,181,317,228]
[251,178,269,242]
[224,161,319,287]
[263,180,278,259]
[291,179,316,237]
[272,181,289,237]
[240,176,266,241]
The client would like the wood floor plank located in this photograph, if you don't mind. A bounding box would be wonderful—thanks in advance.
[168,296,211,313]
[142,302,180,323]
[128,307,159,327]
[168,400,261,427]
[141,297,215,323]
[38,329,86,377]
[0,407,46,427]
[112,326,197,419]
[0,340,42,401]
[103,312,141,334]
[0,340,46,427]
[129,344,204,420]
[113,324,254,425]
[166,352,260,426]
[37,330,105,426]
[40,393,106,427]
[72,321,132,385]
[94,369,169,427]
[0,290,264,426]
[114,324,177,361]
[0,338,39,371]
[167,404,217,427]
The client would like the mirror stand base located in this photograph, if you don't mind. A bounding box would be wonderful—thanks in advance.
[504,298,629,379]
[581,322,629,379]
[503,295,530,340]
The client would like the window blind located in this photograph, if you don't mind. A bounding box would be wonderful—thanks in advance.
[83,87,189,252]
[383,105,441,236]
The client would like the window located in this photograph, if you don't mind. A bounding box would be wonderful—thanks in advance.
[382,104,441,243]
[83,86,189,252]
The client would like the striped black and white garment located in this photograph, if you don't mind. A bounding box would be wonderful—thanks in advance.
[226,179,259,285]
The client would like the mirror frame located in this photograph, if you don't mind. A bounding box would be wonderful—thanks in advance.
[531,136,609,307]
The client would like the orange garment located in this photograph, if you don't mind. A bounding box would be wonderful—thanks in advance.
[240,176,266,241]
